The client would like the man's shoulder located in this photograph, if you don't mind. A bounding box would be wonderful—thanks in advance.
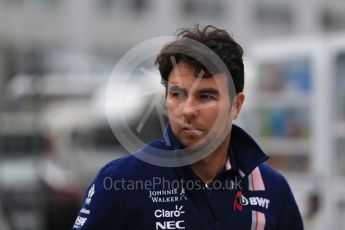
[257,163,303,227]
[255,163,297,209]
[96,141,169,180]
[102,154,136,173]
[99,154,146,179]
[258,163,290,190]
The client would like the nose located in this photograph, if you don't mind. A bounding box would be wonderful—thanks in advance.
[180,96,198,118]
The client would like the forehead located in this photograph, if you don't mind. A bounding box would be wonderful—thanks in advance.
[168,62,228,91]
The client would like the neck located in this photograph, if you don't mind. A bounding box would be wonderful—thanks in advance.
[191,133,230,184]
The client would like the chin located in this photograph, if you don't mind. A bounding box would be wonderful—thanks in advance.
[181,138,207,150]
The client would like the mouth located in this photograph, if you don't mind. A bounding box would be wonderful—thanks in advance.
[181,125,203,136]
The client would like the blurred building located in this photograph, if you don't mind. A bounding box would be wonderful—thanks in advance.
[0,0,345,229]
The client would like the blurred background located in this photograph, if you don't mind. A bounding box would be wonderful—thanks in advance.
[0,0,345,229]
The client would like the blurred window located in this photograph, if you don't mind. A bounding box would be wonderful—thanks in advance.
[335,53,345,122]
[321,6,345,31]
[182,0,224,18]
[97,0,150,14]
[72,125,121,150]
[15,48,46,76]
[3,0,62,8]
[45,52,110,75]
[0,133,49,156]
[92,126,120,149]
[254,3,293,28]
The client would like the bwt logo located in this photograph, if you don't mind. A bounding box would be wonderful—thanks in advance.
[156,220,185,230]
[241,195,270,209]
[234,191,270,211]
[248,197,270,209]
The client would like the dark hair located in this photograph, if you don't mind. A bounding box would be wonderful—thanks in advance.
[155,24,244,94]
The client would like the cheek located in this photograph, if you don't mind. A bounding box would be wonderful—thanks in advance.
[166,99,178,117]
[202,106,220,122]
[166,99,179,116]
[205,106,230,124]
[166,99,173,112]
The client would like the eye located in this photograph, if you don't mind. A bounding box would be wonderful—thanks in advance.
[199,94,215,101]
[171,91,186,99]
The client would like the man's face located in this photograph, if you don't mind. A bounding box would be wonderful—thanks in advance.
[166,62,244,149]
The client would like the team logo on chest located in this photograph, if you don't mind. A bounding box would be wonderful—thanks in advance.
[149,188,187,203]
[154,205,186,230]
[233,191,270,211]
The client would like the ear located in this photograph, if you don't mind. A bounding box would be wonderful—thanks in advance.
[231,92,245,120]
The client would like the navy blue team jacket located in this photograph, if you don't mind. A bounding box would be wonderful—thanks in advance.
[73,125,304,229]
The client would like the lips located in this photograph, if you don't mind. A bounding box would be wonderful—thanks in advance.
[181,125,203,136]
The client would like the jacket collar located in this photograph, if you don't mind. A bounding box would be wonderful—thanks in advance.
[229,124,269,177]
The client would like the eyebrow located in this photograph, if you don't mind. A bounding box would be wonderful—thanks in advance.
[168,85,184,92]
[168,85,219,96]
[197,88,219,96]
